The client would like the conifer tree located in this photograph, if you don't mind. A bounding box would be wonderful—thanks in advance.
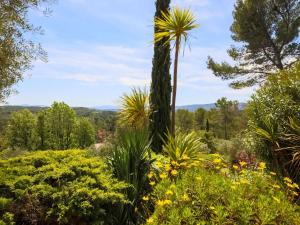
[149,0,171,153]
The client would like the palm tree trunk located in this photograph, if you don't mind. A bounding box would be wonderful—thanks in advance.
[171,38,180,136]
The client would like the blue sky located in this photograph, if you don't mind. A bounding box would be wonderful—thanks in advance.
[6,0,256,107]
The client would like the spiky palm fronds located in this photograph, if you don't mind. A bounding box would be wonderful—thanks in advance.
[118,88,150,128]
[108,128,153,224]
[162,131,204,162]
[154,7,199,47]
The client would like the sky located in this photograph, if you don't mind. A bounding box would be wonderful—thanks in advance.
[6,0,256,107]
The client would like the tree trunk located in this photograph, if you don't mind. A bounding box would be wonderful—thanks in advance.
[171,38,180,136]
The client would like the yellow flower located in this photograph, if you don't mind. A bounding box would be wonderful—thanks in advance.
[213,158,222,164]
[147,172,154,179]
[284,177,292,183]
[171,160,179,166]
[149,181,156,186]
[146,217,154,224]
[270,172,277,176]
[182,193,190,201]
[156,200,165,206]
[239,161,247,167]
[209,206,215,210]
[292,191,299,196]
[182,154,190,160]
[142,196,149,201]
[272,196,280,203]
[164,199,172,205]
[171,170,178,176]
[159,173,168,179]
[233,165,239,170]
[286,182,294,189]
[293,183,299,189]
[165,164,172,171]
[258,162,266,170]
[165,190,174,195]
[156,162,162,168]
[272,184,280,189]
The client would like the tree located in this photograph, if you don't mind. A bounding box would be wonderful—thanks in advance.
[208,0,300,88]
[176,109,193,132]
[194,108,207,130]
[215,98,239,140]
[149,0,172,153]
[0,0,53,101]
[46,102,76,149]
[75,117,95,149]
[36,110,48,150]
[5,109,37,150]
[154,7,199,136]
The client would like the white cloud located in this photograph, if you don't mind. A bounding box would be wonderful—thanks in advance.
[33,43,152,87]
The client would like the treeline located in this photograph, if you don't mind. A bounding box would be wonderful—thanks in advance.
[2,102,96,150]
[176,97,247,139]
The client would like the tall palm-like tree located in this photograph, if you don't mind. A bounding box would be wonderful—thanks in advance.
[154,7,199,136]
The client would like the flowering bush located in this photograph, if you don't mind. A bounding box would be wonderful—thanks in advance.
[146,154,300,224]
[0,150,128,225]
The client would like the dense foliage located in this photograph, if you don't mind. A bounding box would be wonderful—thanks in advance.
[5,109,38,150]
[175,100,247,140]
[149,0,172,153]
[147,155,300,224]
[108,129,153,224]
[4,102,95,150]
[247,61,300,182]
[0,0,53,101]
[0,150,128,225]
[208,0,300,88]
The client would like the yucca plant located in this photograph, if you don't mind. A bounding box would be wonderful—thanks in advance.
[162,131,203,163]
[154,7,199,136]
[108,128,153,224]
[118,87,150,129]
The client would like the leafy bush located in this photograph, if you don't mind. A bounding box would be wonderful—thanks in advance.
[108,128,153,225]
[247,61,300,181]
[163,131,204,163]
[0,150,128,225]
[147,155,300,224]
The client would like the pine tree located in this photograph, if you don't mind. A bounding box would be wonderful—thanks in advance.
[149,0,171,153]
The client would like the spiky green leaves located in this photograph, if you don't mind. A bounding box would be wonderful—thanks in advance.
[154,7,199,47]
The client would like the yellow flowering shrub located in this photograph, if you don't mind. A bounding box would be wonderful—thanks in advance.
[146,154,300,225]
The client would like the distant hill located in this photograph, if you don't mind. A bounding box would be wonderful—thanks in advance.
[176,103,247,112]
[92,105,119,111]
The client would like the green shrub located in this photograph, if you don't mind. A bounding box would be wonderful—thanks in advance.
[0,150,128,225]
[247,61,300,180]
[163,131,204,163]
[147,155,300,225]
[108,128,153,225]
